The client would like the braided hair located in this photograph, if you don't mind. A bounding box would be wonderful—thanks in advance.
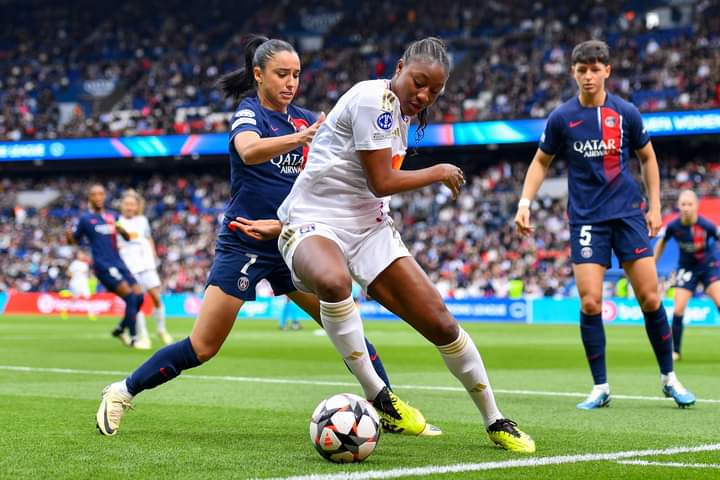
[399,37,450,144]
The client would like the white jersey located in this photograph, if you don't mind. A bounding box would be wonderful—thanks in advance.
[277,79,409,229]
[116,215,156,273]
[68,259,90,293]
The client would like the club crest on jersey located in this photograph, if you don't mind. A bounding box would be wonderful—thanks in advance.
[237,277,250,292]
[581,246,593,259]
[604,116,617,128]
[376,112,393,130]
[572,138,618,158]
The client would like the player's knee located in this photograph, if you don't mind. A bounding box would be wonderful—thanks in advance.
[637,290,661,312]
[314,272,352,302]
[580,296,602,315]
[191,338,220,362]
[424,302,458,345]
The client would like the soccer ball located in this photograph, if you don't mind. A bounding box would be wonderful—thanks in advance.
[309,393,381,463]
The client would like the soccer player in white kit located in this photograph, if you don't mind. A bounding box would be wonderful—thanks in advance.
[66,250,96,320]
[234,37,535,452]
[117,190,173,348]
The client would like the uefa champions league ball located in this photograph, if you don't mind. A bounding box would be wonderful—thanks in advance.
[309,393,381,463]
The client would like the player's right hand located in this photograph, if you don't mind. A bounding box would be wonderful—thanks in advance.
[514,207,535,236]
[297,112,325,147]
[229,217,282,241]
[435,164,465,199]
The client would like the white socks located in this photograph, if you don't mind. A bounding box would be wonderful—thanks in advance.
[437,328,503,427]
[320,297,385,400]
[593,383,610,394]
[136,312,149,339]
[154,304,167,332]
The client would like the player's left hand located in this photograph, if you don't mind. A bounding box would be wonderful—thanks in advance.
[229,217,282,241]
[646,207,662,237]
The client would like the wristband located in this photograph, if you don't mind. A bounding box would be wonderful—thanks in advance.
[518,198,531,208]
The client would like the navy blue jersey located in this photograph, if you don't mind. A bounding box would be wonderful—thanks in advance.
[663,216,719,268]
[224,96,316,253]
[539,92,650,224]
[73,211,125,268]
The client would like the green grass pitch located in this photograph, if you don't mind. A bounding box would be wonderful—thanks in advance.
[1,314,719,479]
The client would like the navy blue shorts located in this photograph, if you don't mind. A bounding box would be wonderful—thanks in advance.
[570,215,652,267]
[94,262,137,292]
[206,229,295,301]
[674,263,720,291]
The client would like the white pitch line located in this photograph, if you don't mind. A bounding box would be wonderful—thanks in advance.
[1,364,719,404]
[617,460,720,469]
[260,444,720,480]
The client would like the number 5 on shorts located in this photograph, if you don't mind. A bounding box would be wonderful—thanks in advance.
[579,225,592,246]
[241,254,258,275]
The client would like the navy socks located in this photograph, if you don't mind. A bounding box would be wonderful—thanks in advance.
[365,339,391,390]
[644,307,673,375]
[671,314,684,354]
[125,337,201,396]
[580,312,607,384]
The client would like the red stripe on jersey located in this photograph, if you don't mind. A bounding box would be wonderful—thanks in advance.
[692,223,706,262]
[600,107,621,182]
[102,213,119,251]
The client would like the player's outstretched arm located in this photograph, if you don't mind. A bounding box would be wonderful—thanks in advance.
[233,113,325,165]
[514,148,554,236]
[359,149,465,199]
[229,217,282,241]
[636,142,662,237]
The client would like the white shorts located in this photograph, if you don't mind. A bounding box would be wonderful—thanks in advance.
[70,281,90,298]
[134,269,162,291]
[278,218,410,293]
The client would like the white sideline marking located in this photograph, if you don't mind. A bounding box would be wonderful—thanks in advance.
[617,460,720,469]
[1,364,719,404]
[261,444,720,480]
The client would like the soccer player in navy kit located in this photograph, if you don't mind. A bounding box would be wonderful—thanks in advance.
[95,36,429,437]
[654,190,720,360]
[66,184,145,346]
[515,40,695,409]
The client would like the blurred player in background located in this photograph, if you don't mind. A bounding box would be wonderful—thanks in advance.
[515,40,695,409]
[237,37,535,452]
[117,190,173,348]
[66,184,144,347]
[65,250,96,320]
[653,189,720,360]
[95,36,412,437]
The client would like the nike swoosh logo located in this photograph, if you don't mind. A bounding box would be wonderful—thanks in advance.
[103,402,115,435]
[569,120,583,128]
[271,127,279,132]
[661,333,672,341]
[634,247,648,254]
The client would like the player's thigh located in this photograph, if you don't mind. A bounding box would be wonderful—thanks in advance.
[705,279,720,307]
[622,256,661,311]
[190,285,244,362]
[368,256,458,345]
[286,290,322,325]
[287,230,353,302]
[572,263,607,314]
[673,287,693,315]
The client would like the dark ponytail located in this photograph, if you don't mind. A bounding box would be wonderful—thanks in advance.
[399,37,450,145]
[218,35,298,102]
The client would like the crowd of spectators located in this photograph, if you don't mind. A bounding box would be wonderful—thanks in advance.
[1,156,716,297]
[1,0,718,141]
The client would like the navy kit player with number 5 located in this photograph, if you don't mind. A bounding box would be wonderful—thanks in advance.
[66,184,145,347]
[94,36,430,437]
[654,190,720,360]
[514,40,695,409]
